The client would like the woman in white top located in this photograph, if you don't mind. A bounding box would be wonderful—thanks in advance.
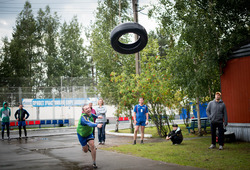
[95,99,107,145]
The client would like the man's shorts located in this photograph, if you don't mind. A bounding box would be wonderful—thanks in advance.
[1,122,10,126]
[18,121,26,127]
[136,120,146,126]
[77,133,94,147]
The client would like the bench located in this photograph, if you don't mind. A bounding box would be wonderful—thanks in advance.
[64,119,70,126]
[118,117,134,121]
[6,119,70,129]
[186,119,210,133]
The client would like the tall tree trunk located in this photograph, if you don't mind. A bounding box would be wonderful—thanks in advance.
[196,97,202,136]
[129,109,134,133]
[115,116,119,132]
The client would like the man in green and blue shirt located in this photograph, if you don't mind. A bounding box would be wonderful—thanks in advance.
[0,102,11,140]
[77,104,103,169]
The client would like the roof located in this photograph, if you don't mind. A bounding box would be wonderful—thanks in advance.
[228,39,250,59]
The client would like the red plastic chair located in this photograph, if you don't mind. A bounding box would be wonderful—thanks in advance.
[29,121,34,125]
[118,117,124,121]
[10,122,15,126]
[124,117,129,121]
[35,120,40,125]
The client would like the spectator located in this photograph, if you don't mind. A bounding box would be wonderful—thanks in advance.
[206,92,228,150]
[95,99,107,145]
[89,102,96,137]
[15,104,30,139]
[166,124,183,145]
[133,97,149,145]
[0,102,11,140]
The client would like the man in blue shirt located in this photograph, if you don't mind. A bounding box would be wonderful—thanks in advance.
[133,97,149,144]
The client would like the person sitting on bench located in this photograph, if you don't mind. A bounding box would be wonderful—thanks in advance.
[166,124,183,145]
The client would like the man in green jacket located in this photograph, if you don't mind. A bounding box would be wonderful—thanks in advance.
[0,102,11,140]
[77,104,103,169]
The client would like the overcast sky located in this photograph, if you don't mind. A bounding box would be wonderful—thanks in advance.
[0,0,157,47]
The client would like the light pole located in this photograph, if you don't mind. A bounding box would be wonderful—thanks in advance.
[132,0,140,75]
[60,76,64,119]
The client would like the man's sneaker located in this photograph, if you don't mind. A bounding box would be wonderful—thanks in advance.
[208,144,216,149]
[1,138,4,141]
[87,144,91,152]
[18,137,22,140]
[98,142,102,145]
[93,163,98,169]
[218,145,223,150]
[8,137,11,141]
[101,142,105,145]
[140,140,144,144]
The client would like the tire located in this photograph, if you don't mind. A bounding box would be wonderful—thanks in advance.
[110,22,148,54]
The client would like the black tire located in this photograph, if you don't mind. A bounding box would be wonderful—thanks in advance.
[110,22,148,54]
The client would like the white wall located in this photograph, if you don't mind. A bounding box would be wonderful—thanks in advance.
[8,104,117,121]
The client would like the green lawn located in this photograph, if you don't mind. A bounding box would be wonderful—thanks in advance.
[112,124,211,138]
[103,137,250,170]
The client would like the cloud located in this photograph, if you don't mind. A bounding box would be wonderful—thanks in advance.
[0,20,9,26]
[0,0,157,48]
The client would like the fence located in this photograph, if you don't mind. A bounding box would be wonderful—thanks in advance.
[0,80,99,125]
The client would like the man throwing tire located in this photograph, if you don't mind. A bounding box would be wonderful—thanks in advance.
[77,104,103,169]
[133,97,149,145]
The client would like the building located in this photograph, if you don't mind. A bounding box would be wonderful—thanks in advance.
[220,40,250,142]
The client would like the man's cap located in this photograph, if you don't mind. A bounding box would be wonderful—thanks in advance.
[215,92,221,96]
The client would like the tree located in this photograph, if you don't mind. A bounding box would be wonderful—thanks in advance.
[149,0,250,135]
[59,16,90,83]
[0,1,39,87]
[87,0,133,131]
[111,36,175,137]
[36,6,62,87]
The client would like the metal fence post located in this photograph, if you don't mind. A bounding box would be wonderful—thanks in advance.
[19,87,22,105]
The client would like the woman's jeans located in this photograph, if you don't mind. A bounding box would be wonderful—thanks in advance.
[98,122,106,143]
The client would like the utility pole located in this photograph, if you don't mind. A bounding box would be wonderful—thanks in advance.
[132,0,140,75]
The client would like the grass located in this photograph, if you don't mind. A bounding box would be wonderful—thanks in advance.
[111,124,211,138]
[102,137,250,170]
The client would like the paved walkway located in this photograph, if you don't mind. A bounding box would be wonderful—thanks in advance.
[0,123,203,170]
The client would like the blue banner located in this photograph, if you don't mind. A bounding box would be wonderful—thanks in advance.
[31,98,94,107]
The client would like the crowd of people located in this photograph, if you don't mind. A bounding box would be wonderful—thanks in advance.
[1,92,228,169]
[0,103,30,140]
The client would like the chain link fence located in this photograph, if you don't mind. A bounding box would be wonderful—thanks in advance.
[0,77,97,106]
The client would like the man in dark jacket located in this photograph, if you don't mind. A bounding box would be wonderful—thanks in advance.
[166,124,183,145]
[15,104,30,139]
[206,92,228,150]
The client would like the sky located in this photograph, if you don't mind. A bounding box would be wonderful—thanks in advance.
[0,0,158,47]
